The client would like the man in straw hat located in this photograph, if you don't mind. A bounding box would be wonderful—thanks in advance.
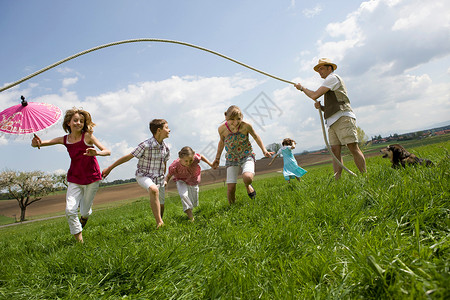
[295,58,366,180]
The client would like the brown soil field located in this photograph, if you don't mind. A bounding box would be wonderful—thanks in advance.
[0,150,381,220]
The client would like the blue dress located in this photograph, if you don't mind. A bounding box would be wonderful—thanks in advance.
[277,146,307,181]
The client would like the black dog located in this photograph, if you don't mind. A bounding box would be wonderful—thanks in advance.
[380,144,433,168]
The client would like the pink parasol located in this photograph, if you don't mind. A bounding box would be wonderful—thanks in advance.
[0,96,62,137]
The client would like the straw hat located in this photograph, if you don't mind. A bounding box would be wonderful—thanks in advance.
[313,58,337,72]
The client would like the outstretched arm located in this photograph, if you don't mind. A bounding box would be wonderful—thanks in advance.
[200,154,214,168]
[31,134,64,149]
[247,123,273,158]
[295,83,330,108]
[268,152,279,166]
[84,133,111,157]
[212,128,225,169]
[102,153,134,178]
[164,173,172,187]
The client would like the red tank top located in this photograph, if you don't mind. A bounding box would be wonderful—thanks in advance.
[64,132,102,185]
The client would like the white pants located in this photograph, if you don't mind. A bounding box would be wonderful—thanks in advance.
[176,181,199,212]
[66,181,100,235]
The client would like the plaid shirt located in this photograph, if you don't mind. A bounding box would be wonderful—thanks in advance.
[131,137,170,185]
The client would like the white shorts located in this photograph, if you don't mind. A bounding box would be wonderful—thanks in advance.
[136,176,165,204]
[226,159,255,184]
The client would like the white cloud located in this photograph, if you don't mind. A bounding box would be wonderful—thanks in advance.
[302,5,322,18]
[392,1,445,31]
[62,77,78,87]
[51,169,66,175]
[56,67,76,75]
[316,0,450,76]
[0,136,8,146]
[289,0,296,10]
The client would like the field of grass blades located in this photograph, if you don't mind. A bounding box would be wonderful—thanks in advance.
[0,141,448,299]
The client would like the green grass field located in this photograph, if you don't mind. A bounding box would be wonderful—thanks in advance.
[0,141,449,299]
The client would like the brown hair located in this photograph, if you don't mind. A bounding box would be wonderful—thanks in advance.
[149,119,168,136]
[282,138,296,146]
[224,105,243,120]
[62,107,95,133]
[324,64,335,71]
[178,146,195,158]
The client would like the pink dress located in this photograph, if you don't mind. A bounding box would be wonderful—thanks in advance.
[168,153,202,186]
[64,132,102,185]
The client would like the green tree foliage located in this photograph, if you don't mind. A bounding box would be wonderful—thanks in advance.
[357,126,370,150]
[0,170,55,221]
[52,172,68,190]
[266,142,281,154]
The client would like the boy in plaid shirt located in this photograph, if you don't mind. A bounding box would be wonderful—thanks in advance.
[102,119,170,228]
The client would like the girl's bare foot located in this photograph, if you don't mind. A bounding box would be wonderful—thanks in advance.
[74,232,84,243]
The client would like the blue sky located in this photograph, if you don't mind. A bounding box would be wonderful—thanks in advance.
[1,0,449,181]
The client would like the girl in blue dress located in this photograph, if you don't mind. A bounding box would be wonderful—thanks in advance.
[268,138,307,183]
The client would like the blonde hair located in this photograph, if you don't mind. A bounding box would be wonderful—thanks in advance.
[63,107,95,133]
[178,146,195,158]
[224,105,243,120]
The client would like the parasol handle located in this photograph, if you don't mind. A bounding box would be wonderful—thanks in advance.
[21,95,28,107]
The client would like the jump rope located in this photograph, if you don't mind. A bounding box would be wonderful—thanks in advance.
[0,38,356,176]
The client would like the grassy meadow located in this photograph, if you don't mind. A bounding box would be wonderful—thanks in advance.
[0,140,449,299]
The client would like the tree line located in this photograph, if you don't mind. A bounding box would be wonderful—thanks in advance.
[0,170,136,222]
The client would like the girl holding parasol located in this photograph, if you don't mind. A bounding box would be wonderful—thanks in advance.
[32,107,110,243]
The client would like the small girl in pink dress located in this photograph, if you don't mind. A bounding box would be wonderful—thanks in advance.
[32,108,110,243]
[165,146,213,221]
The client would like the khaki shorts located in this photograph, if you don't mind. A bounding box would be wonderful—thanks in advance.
[328,116,359,146]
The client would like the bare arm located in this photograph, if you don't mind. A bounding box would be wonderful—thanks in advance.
[102,153,134,178]
[295,84,330,109]
[84,133,111,157]
[268,152,279,166]
[246,123,273,158]
[212,127,226,169]
[200,154,214,168]
[31,134,64,149]
[164,173,172,186]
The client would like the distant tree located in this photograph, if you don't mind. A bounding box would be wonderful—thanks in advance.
[52,172,68,190]
[266,143,281,154]
[357,127,370,150]
[0,170,55,221]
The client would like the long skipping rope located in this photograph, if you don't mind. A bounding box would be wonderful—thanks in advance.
[0,38,356,176]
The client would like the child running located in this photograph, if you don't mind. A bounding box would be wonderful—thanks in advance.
[268,138,307,184]
[165,146,213,221]
[102,119,170,229]
[31,107,111,243]
[212,105,273,204]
